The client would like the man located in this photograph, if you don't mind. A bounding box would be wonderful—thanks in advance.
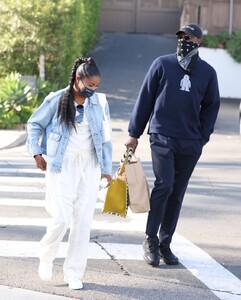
[125,24,220,266]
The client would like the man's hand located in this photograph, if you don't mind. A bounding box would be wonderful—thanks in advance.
[34,154,47,171]
[125,137,138,153]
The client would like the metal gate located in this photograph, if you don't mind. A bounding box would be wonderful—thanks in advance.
[98,0,182,34]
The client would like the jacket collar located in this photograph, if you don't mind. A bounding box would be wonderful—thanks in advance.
[89,92,99,105]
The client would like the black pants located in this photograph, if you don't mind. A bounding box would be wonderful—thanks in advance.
[146,133,203,245]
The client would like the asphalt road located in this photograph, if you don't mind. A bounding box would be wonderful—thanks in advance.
[0,33,241,299]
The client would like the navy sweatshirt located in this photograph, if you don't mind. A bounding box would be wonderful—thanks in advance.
[128,53,220,144]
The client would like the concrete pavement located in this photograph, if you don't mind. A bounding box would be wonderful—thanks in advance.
[0,285,73,300]
[0,129,27,151]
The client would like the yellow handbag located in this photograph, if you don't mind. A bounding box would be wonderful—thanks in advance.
[102,150,132,218]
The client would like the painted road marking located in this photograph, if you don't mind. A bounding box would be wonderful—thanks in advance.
[0,240,110,260]
[0,198,44,207]
[1,169,241,299]
[0,168,42,174]
[0,238,240,299]
[0,176,45,183]
[0,198,104,209]
[0,185,45,192]
[172,235,241,300]
[0,216,147,231]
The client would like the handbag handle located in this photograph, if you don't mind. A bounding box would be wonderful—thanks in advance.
[118,148,133,175]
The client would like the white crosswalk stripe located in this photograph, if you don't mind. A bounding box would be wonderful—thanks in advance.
[0,162,241,300]
[0,185,45,192]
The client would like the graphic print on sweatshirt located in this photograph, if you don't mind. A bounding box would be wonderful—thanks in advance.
[180,74,191,92]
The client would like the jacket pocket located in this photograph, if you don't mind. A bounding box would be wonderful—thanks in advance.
[47,132,61,157]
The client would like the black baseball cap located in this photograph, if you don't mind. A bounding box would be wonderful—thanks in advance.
[176,23,203,39]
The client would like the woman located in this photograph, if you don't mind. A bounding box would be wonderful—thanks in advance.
[26,57,112,290]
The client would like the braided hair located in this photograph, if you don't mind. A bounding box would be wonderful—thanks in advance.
[57,57,100,128]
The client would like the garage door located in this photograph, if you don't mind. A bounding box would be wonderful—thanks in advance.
[98,0,182,34]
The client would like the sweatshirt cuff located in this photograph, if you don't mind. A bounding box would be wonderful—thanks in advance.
[128,133,140,139]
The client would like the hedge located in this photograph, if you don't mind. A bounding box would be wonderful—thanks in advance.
[202,30,241,63]
[0,0,102,87]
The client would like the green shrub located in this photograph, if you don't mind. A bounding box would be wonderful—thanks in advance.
[217,30,229,48]
[202,30,241,63]
[14,105,33,125]
[202,35,220,48]
[0,72,35,129]
[34,78,59,107]
[226,30,241,63]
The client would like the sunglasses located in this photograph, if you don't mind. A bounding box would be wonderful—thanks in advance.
[177,34,192,41]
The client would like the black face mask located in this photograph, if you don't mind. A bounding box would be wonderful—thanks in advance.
[177,40,199,72]
[177,40,198,58]
[78,82,95,98]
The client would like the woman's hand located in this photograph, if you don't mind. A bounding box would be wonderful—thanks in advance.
[100,174,112,187]
[34,154,47,171]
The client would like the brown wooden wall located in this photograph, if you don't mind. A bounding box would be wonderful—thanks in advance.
[180,0,241,34]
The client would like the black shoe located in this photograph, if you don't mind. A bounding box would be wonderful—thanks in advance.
[159,244,179,265]
[143,236,160,266]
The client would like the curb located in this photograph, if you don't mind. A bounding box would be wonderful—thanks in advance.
[0,132,27,151]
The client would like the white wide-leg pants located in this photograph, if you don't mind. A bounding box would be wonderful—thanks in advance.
[39,150,100,279]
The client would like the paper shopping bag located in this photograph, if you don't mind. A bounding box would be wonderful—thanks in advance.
[125,159,150,213]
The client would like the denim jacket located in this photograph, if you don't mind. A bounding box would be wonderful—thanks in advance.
[26,88,112,174]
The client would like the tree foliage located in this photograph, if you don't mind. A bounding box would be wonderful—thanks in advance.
[0,0,102,86]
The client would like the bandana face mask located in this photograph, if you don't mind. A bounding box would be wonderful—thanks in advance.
[177,39,199,72]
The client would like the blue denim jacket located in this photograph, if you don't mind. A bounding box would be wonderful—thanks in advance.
[26,88,112,174]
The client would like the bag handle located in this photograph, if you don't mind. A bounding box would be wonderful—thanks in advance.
[120,148,133,163]
[118,148,133,175]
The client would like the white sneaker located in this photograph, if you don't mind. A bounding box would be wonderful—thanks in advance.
[64,276,83,290]
[38,261,53,281]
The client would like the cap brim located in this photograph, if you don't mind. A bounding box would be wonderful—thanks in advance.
[176,28,192,37]
[176,27,202,39]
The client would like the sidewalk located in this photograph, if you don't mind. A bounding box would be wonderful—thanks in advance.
[0,129,27,151]
[0,285,73,300]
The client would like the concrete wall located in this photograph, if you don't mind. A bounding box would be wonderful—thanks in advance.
[199,47,241,99]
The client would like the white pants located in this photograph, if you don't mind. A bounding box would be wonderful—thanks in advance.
[39,150,100,279]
